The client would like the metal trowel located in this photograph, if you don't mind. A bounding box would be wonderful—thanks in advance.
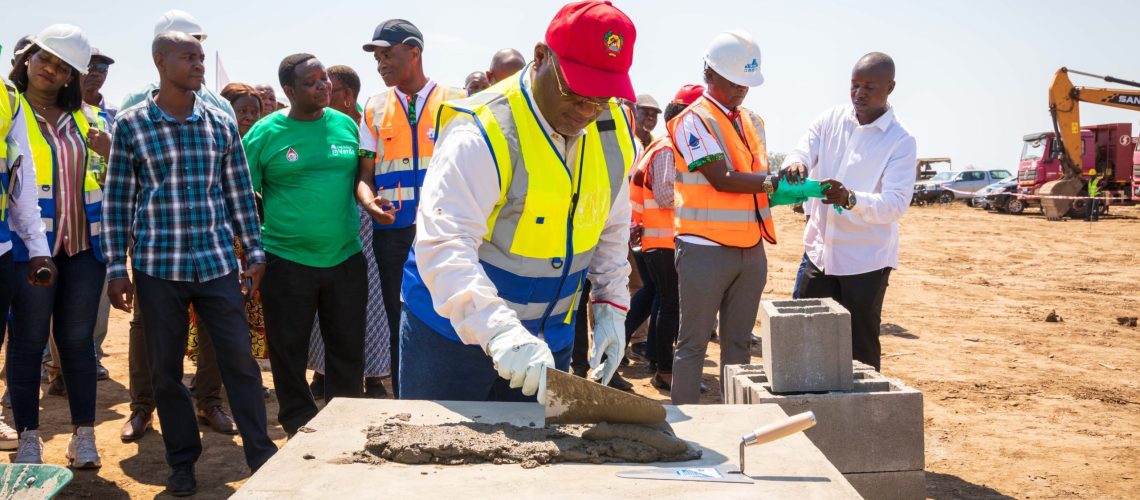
[615,411,817,484]
[544,367,667,425]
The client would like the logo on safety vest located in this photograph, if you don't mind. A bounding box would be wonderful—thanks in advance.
[427,128,436,141]
[286,148,299,162]
[744,58,759,73]
[604,31,624,57]
[687,133,701,150]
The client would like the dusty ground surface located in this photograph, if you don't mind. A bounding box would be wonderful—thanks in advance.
[1,203,1137,498]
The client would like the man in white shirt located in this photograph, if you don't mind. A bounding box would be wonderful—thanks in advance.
[782,52,917,371]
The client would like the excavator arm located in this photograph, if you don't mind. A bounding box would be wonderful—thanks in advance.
[1040,68,1140,219]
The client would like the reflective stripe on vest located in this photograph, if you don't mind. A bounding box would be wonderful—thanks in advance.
[668,96,776,247]
[630,136,679,250]
[402,69,637,352]
[14,97,106,262]
[363,85,465,230]
[0,82,19,232]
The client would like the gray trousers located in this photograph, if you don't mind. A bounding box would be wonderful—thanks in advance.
[672,240,766,404]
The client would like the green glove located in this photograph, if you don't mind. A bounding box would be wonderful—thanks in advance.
[769,178,827,206]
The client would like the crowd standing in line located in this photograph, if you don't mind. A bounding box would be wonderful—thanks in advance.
[0,1,915,496]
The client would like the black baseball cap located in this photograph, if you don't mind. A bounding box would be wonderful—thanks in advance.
[362,19,423,52]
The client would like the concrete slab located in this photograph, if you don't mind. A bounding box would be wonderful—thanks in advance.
[235,399,863,499]
[761,299,854,393]
[844,470,925,500]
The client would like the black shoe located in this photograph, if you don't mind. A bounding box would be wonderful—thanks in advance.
[699,382,709,394]
[167,465,197,497]
[571,365,588,378]
[607,372,633,391]
[309,373,325,400]
[650,373,672,391]
[629,341,649,362]
[46,377,67,397]
[365,379,388,399]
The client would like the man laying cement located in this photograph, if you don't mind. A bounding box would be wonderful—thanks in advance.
[399,0,639,403]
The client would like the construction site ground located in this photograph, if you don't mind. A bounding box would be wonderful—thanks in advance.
[3,203,1137,499]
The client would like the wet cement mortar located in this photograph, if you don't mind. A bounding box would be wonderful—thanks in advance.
[347,413,702,469]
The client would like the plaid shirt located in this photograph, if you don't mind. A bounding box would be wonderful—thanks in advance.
[102,91,263,283]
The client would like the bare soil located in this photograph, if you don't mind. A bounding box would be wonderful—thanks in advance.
[3,203,1137,499]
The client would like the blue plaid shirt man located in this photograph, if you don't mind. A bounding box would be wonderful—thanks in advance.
[102,91,263,283]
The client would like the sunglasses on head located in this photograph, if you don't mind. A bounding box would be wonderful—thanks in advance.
[87,62,110,73]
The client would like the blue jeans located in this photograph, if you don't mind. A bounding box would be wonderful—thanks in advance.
[398,306,572,402]
[8,250,105,431]
[792,253,809,299]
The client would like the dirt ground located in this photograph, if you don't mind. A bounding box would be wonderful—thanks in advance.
[3,203,1138,499]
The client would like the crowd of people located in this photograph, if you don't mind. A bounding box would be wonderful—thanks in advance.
[0,1,916,496]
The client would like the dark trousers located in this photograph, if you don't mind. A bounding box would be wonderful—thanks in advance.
[128,297,224,414]
[792,253,809,299]
[571,280,592,372]
[261,252,365,435]
[0,252,13,345]
[399,306,572,401]
[9,250,103,431]
[626,249,656,352]
[134,270,277,471]
[796,255,892,371]
[643,248,678,373]
[373,225,415,397]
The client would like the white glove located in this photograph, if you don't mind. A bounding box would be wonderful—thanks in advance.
[588,301,627,385]
[485,325,556,404]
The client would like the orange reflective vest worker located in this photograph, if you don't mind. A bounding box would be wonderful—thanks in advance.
[355,18,464,397]
[627,84,703,391]
[667,30,786,404]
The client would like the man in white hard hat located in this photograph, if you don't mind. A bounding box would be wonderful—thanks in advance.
[116,9,239,445]
[666,30,784,404]
[119,10,234,120]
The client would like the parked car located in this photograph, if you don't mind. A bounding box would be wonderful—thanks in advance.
[913,169,1013,205]
[971,177,1023,213]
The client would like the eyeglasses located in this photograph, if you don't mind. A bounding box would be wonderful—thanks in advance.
[87,63,110,73]
[550,59,610,112]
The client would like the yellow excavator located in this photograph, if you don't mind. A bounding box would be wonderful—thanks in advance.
[1041,68,1140,219]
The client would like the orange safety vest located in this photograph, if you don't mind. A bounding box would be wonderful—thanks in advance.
[668,96,776,247]
[362,84,465,229]
[630,136,680,250]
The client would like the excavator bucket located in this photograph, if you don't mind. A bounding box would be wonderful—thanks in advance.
[1038,178,1083,220]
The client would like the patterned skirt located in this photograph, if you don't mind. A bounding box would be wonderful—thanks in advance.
[187,241,268,361]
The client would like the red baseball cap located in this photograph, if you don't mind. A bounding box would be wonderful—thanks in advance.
[545,0,636,101]
[672,84,705,106]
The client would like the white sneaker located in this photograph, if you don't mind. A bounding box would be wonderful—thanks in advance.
[14,430,43,464]
[0,416,17,450]
[66,426,102,469]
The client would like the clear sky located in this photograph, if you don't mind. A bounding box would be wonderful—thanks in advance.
[4,0,1139,171]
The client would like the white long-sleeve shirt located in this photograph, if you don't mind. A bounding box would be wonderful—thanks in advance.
[413,70,631,348]
[4,100,50,258]
[783,104,916,276]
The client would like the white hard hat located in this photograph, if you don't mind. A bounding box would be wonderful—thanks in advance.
[154,10,207,40]
[703,30,764,87]
[32,24,92,75]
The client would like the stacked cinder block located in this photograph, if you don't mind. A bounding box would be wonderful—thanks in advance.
[725,298,925,500]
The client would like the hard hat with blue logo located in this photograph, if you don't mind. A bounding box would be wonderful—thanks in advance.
[703,30,764,87]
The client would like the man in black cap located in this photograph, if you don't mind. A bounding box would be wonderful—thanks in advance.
[354,19,464,397]
[82,48,118,123]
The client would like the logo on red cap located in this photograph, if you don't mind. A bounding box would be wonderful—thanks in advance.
[604,30,623,57]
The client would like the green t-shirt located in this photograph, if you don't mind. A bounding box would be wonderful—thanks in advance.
[244,109,362,268]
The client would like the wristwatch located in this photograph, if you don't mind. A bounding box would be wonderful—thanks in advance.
[843,189,857,210]
[762,175,777,195]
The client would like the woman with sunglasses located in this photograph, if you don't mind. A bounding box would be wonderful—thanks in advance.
[6,24,108,468]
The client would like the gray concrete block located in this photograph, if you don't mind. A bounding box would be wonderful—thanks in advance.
[723,364,766,403]
[746,366,925,474]
[844,470,925,500]
[761,298,853,393]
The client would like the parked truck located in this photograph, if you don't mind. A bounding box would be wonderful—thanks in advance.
[1016,123,1136,216]
[1025,68,1140,219]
